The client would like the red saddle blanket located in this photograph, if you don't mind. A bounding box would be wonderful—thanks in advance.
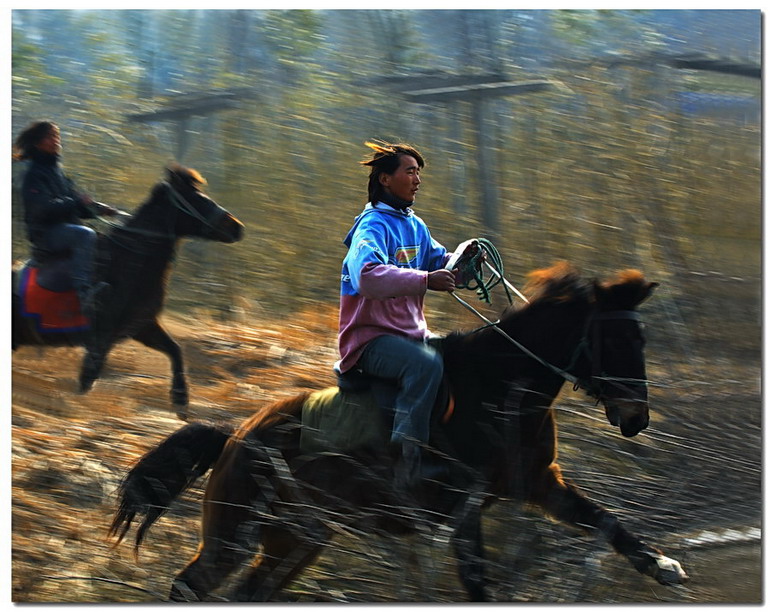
[19,266,89,333]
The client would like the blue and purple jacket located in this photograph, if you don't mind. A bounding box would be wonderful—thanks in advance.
[337,202,450,373]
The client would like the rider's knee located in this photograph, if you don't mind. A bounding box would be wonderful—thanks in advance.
[74,224,97,243]
[414,342,444,382]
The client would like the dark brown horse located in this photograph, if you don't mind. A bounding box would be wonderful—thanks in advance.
[110,262,688,601]
[12,165,243,412]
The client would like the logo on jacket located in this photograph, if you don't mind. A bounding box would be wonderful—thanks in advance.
[394,245,419,265]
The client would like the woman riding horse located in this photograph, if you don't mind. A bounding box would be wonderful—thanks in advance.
[14,120,120,316]
[13,163,244,411]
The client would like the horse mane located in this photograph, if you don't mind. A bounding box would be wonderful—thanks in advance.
[518,261,654,311]
[166,163,207,190]
[137,164,207,206]
[442,260,656,372]
[453,261,655,345]
[521,260,589,305]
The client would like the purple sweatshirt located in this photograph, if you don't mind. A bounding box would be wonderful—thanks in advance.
[337,202,450,373]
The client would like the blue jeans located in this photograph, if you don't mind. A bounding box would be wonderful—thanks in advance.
[358,334,444,445]
[38,223,97,292]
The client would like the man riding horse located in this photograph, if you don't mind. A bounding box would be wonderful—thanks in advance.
[337,140,479,498]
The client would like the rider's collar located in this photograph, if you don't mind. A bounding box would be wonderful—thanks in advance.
[376,191,414,212]
[368,202,412,216]
[29,150,60,165]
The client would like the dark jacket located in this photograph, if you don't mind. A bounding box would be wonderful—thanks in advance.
[21,151,96,243]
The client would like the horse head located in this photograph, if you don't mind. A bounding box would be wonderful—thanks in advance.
[160,164,244,244]
[582,270,659,437]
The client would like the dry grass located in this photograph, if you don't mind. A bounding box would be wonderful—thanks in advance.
[11,304,761,603]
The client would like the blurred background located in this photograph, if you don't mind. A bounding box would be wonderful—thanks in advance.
[10,9,762,603]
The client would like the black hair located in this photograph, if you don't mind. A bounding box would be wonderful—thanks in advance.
[13,121,58,161]
[360,140,425,204]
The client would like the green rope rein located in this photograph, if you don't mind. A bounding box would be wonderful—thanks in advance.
[454,238,513,304]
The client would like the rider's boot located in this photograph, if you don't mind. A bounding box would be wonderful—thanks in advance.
[391,439,432,513]
[77,281,110,320]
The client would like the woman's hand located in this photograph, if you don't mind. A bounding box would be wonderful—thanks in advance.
[94,202,121,216]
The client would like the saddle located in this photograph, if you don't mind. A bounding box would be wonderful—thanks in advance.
[15,249,90,333]
[299,368,454,454]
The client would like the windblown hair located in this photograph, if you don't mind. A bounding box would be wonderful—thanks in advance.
[360,140,424,205]
[13,120,58,161]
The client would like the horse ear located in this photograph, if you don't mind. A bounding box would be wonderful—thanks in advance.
[165,164,180,183]
[593,275,659,309]
[591,279,608,304]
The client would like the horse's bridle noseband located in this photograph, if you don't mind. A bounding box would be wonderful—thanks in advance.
[161,181,230,238]
[568,309,645,402]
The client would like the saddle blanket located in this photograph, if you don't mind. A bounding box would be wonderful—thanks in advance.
[18,266,89,333]
[300,387,389,454]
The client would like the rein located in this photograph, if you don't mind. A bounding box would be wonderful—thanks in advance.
[100,181,224,248]
[449,290,583,386]
[160,181,228,233]
[454,292,643,396]
[448,241,644,397]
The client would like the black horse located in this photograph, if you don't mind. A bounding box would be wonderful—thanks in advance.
[12,165,244,411]
[110,262,688,601]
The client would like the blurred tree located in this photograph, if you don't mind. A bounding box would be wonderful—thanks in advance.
[10,9,760,353]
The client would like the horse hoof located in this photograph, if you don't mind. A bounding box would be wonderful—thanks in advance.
[646,552,689,585]
[176,408,188,422]
[170,580,200,602]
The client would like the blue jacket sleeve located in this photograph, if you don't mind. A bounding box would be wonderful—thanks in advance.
[343,217,389,294]
[425,235,449,272]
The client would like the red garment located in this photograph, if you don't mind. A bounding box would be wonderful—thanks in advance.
[20,266,89,332]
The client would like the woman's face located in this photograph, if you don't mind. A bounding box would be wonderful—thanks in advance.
[36,126,61,155]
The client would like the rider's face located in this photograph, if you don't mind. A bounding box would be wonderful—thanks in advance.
[380,154,421,204]
[36,127,61,156]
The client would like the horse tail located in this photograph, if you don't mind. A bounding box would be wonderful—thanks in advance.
[109,421,234,552]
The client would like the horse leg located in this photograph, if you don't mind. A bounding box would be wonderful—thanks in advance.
[450,489,488,601]
[530,465,688,585]
[234,524,328,602]
[171,533,256,602]
[131,320,188,409]
[171,435,284,601]
[79,333,112,393]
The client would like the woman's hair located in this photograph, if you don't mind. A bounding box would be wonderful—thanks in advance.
[13,120,58,161]
[360,140,425,204]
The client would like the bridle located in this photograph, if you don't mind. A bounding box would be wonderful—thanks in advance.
[454,289,646,404]
[565,309,646,402]
[160,180,230,239]
[101,180,229,245]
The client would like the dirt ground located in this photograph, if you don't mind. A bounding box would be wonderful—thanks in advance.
[10,308,762,603]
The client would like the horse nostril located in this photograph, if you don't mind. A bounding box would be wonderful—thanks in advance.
[220,216,244,243]
[621,415,649,437]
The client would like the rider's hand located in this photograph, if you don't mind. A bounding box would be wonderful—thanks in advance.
[427,269,456,292]
[463,239,486,264]
[94,202,120,216]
